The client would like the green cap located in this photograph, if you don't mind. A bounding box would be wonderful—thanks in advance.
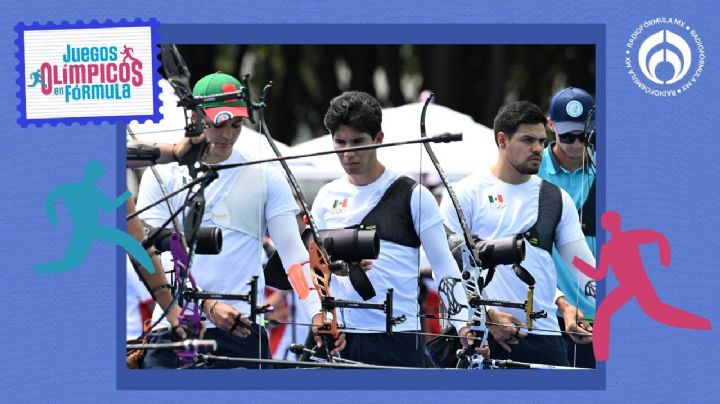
[192,72,249,125]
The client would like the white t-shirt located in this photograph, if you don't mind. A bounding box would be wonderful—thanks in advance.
[439,168,584,335]
[312,168,466,332]
[137,149,300,328]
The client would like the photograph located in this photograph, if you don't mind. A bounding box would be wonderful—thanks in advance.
[126,43,598,372]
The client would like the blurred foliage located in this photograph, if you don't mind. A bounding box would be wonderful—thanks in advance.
[174,45,595,145]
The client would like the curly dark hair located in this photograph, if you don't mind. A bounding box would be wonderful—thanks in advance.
[323,91,382,139]
[492,101,547,146]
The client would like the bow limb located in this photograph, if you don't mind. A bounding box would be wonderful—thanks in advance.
[130,45,218,347]
[420,100,480,368]
[418,94,489,361]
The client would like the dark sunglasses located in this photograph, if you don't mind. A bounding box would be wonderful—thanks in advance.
[557,132,587,144]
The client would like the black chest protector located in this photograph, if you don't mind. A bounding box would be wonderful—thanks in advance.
[523,180,562,254]
[580,180,596,237]
[355,175,421,248]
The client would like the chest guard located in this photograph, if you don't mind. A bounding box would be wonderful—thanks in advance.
[203,164,267,239]
[358,176,421,248]
[580,180,595,237]
[523,180,562,254]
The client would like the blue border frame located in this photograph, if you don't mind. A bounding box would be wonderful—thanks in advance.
[118,23,606,390]
[15,18,162,127]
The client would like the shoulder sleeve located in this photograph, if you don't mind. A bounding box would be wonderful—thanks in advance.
[439,184,469,235]
[554,187,585,247]
[264,166,301,222]
[410,185,444,234]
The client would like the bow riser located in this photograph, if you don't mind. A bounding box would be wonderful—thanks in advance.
[308,241,340,336]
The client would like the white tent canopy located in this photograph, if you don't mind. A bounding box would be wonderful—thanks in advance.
[286,102,498,185]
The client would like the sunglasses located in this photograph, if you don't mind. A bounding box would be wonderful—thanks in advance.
[557,132,587,144]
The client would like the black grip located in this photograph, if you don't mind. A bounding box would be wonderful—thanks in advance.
[431,133,463,143]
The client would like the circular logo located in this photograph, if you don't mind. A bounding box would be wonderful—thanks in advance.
[585,281,596,298]
[214,111,233,125]
[625,18,704,96]
[566,100,584,118]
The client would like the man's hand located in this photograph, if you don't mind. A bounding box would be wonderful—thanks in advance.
[264,290,290,325]
[458,326,490,358]
[359,259,373,272]
[330,259,373,277]
[173,134,206,165]
[166,304,206,340]
[311,312,346,356]
[204,300,251,338]
[557,298,593,344]
[487,309,527,352]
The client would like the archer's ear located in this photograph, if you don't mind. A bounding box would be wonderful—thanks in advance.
[547,117,556,133]
[375,131,384,144]
[496,132,507,149]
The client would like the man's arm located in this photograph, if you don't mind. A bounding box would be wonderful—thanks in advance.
[558,239,599,287]
[134,165,210,337]
[267,213,345,355]
[555,295,593,344]
[266,172,345,355]
[571,251,607,281]
[126,198,195,339]
[420,221,470,329]
[557,240,597,346]
[126,135,206,169]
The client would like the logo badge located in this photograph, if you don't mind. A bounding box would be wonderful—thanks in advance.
[214,111,234,125]
[16,19,161,126]
[566,100,583,118]
[625,18,705,96]
[330,198,348,215]
[487,193,505,210]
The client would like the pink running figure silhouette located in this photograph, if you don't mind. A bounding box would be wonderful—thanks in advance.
[120,45,138,64]
[573,210,711,361]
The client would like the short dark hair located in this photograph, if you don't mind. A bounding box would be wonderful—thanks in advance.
[492,101,547,146]
[324,91,382,139]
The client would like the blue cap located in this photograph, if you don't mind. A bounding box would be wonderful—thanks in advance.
[549,87,595,134]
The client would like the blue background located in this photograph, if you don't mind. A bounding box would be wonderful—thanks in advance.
[2,1,717,402]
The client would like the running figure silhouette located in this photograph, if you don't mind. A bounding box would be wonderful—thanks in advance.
[35,160,154,274]
[573,210,711,361]
[120,45,138,64]
[28,69,47,89]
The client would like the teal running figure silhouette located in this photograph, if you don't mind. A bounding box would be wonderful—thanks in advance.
[28,69,47,89]
[35,160,155,274]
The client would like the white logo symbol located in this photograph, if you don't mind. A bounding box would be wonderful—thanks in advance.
[566,100,583,118]
[214,111,233,124]
[625,18,705,96]
[638,29,692,84]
